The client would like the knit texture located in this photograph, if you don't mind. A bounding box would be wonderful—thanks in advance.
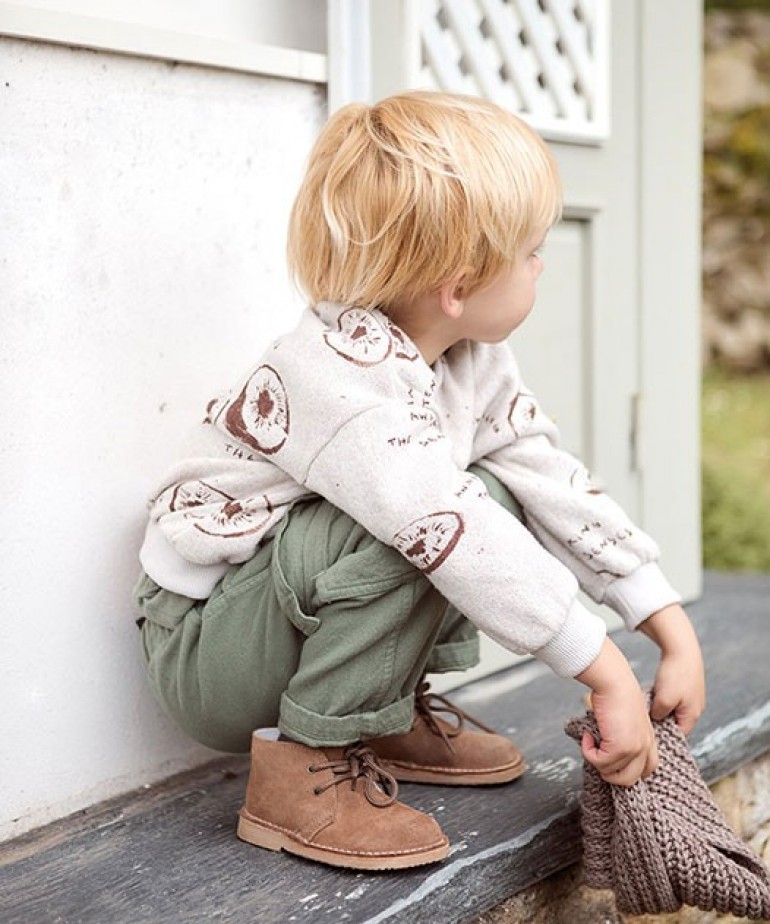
[565,709,770,919]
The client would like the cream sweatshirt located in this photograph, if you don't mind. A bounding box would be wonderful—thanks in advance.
[140,301,679,677]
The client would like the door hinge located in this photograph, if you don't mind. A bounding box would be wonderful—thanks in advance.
[630,392,642,473]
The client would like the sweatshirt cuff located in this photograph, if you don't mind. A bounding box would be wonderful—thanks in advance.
[534,600,607,678]
[601,562,681,631]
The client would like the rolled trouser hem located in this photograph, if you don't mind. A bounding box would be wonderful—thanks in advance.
[425,636,480,674]
[278,691,415,747]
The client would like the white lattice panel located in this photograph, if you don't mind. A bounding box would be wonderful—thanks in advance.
[420,0,609,142]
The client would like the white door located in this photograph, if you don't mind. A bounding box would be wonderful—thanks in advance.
[328,0,703,686]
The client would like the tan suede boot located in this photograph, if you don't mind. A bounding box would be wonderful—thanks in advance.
[366,681,526,785]
[236,731,449,870]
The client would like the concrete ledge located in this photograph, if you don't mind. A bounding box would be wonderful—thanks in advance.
[1,572,769,924]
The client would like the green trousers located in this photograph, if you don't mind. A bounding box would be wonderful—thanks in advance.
[135,467,523,753]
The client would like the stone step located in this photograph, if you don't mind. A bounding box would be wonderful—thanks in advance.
[1,572,768,924]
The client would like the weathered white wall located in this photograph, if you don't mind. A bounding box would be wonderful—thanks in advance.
[0,36,325,841]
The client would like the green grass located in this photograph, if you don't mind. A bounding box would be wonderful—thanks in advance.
[702,368,770,570]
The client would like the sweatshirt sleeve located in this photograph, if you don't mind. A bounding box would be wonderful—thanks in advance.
[297,400,607,677]
[471,349,680,630]
[209,307,606,677]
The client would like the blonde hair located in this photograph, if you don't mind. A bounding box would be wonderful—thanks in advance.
[287,91,562,311]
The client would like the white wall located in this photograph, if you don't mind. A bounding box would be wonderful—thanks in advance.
[0,36,325,841]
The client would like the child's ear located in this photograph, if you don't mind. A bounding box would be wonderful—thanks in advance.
[438,272,468,321]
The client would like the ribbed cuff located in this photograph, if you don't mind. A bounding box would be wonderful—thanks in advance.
[602,563,681,631]
[534,600,607,678]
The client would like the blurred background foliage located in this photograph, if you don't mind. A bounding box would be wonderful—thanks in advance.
[702,371,770,570]
[705,0,770,9]
[701,1,770,570]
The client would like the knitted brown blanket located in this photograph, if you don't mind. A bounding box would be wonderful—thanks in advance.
[565,709,770,919]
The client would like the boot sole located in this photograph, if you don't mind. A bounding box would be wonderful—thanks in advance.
[236,813,450,870]
[382,760,527,786]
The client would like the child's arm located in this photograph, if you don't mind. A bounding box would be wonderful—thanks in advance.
[479,421,679,631]
[471,345,705,685]
[574,605,705,785]
[575,637,659,786]
[638,603,706,734]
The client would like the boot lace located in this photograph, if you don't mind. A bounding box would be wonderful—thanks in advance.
[414,680,495,754]
[308,744,398,807]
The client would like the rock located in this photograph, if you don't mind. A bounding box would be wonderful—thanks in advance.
[704,43,767,112]
[736,755,770,841]
[719,266,770,314]
[473,866,622,923]
[705,311,769,372]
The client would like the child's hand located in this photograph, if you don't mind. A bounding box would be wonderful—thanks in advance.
[639,604,706,735]
[576,638,658,787]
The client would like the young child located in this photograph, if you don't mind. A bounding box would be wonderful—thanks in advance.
[134,91,705,871]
